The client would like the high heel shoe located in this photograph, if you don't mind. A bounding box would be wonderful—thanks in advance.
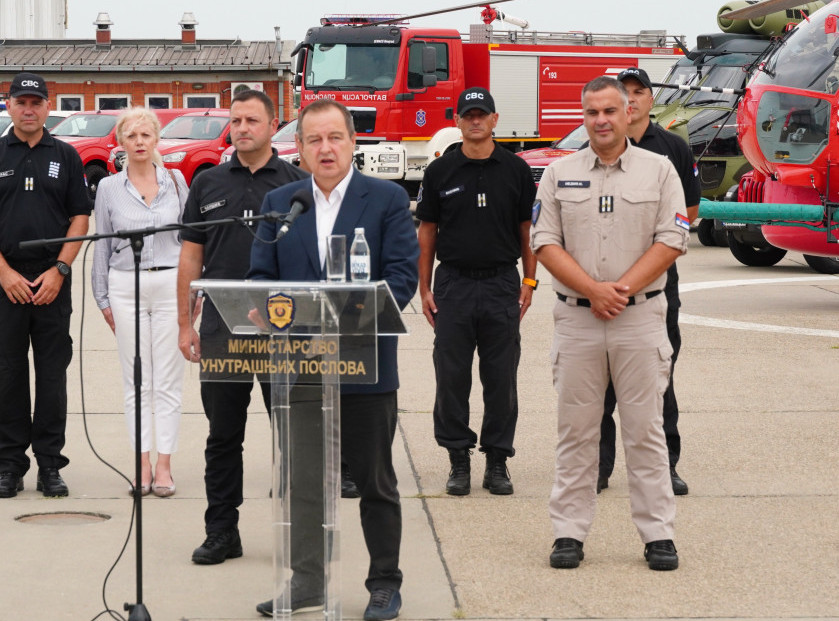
[152,477,176,498]
[129,480,152,496]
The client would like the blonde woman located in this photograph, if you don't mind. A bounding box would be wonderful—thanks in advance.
[92,108,188,497]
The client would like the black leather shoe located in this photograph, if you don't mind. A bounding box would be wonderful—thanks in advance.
[0,472,23,498]
[645,539,679,570]
[550,537,584,568]
[191,527,243,564]
[36,468,68,497]
[363,587,401,621]
[341,466,360,499]
[670,467,689,495]
[596,475,609,494]
[256,593,324,617]
[483,453,513,495]
[446,449,471,496]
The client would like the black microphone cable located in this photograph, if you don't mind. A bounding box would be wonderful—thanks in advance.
[76,239,135,621]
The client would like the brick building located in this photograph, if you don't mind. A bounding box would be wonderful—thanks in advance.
[0,12,297,121]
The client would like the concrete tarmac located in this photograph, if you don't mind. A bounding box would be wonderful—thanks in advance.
[1,231,838,620]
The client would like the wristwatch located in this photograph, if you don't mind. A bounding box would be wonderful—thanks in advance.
[522,277,539,290]
[55,261,71,277]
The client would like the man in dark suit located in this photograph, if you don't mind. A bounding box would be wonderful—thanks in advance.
[249,99,418,621]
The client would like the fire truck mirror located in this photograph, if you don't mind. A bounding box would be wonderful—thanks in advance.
[422,46,437,75]
[423,74,438,88]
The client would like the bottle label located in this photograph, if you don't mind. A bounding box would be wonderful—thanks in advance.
[350,256,370,281]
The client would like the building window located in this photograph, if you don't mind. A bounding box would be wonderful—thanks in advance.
[96,95,130,110]
[57,95,83,111]
[145,95,172,109]
[185,94,219,108]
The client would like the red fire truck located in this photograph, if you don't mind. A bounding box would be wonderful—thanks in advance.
[292,14,685,195]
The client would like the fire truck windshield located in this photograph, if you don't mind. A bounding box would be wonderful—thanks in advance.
[752,10,839,94]
[307,44,399,91]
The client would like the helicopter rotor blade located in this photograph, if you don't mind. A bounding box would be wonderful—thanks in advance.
[719,0,825,21]
[361,0,513,27]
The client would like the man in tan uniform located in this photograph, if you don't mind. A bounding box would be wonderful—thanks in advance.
[531,76,689,571]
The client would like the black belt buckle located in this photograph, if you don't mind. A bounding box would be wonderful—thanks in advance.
[144,266,176,272]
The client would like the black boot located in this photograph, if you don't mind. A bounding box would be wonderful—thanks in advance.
[446,449,471,496]
[483,452,513,495]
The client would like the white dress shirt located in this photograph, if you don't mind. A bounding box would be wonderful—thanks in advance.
[313,167,354,267]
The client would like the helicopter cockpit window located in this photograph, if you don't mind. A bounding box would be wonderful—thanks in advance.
[307,44,399,90]
[688,66,744,107]
[752,9,839,94]
[654,64,697,106]
[755,91,830,165]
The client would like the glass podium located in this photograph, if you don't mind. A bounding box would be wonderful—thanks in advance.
[192,279,408,621]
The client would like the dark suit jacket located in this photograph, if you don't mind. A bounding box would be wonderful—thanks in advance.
[248,170,419,394]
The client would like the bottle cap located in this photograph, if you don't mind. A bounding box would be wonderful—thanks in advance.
[354,227,365,234]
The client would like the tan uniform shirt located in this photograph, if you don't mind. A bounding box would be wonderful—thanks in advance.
[531,141,689,298]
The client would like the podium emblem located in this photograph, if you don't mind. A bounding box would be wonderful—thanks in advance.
[266,293,295,331]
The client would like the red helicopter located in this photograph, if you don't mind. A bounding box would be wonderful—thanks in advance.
[700,0,839,273]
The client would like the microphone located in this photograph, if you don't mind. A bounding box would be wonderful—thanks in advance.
[276,188,314,240]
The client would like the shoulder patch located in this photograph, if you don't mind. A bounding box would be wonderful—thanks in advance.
[531,199,541,225]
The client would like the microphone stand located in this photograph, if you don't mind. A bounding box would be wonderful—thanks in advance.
[20,210,290,621]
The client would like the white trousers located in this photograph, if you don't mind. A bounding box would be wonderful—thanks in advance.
[108,268,183,454]
[548,293,675,544]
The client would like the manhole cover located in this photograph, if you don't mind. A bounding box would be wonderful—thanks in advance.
[15,512,111,525]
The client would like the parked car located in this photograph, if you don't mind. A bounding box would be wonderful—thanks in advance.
[517,124,587,185]
[52,108,189,199]
[108,109,230,184]
[219,118,299,165]
[0,110,75,136]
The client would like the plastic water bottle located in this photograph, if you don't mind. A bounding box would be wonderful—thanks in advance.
[350,227,371,282]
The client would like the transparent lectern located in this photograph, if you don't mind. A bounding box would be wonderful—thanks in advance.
[192,279,408,621]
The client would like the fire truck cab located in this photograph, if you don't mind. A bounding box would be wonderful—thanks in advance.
[294,16,684,196]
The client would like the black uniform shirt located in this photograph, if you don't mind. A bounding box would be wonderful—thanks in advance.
[632,122,701,207]
[182,150,309,279]
[181,150,308,335]
[415,144,536,269]
[0,129,90,263]
[632,121,701,302]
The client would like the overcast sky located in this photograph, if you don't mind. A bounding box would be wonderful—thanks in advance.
[64,0,726,49]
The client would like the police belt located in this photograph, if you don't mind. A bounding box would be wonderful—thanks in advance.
[449,264,516,280]
[556,289,662,307]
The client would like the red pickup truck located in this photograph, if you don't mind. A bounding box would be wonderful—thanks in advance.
[51,108,188,199]
[108,109,230,184]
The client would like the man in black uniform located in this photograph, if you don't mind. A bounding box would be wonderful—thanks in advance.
[416,87,537,496]
[597,68,701,496]
[177,90,308,563]
[0,72,90,498]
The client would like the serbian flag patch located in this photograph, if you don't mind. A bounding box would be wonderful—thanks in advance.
[675,213,690,230]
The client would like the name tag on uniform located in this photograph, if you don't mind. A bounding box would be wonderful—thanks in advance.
[200,199,226,214]
[599,196,614,213]
[440,185,465,198]
[558,180,590,188]
[0,170,14,178]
